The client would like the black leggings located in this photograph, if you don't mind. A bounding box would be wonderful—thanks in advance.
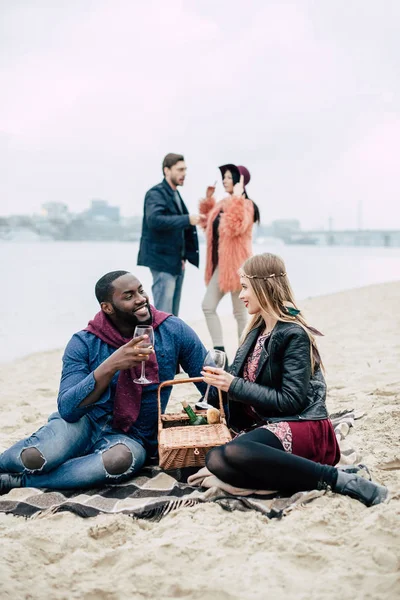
[206,428,338,492]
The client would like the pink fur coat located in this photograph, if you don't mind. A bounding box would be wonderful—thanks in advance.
[199,194,254,293]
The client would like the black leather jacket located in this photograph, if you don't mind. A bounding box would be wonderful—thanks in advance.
[224,321,329,431]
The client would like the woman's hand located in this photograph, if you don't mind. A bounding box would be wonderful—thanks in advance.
[233,174,245,197]
[206,181,217,198]
[201,366,235,392]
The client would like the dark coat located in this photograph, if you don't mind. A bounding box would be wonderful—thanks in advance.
[137,179,199,276]
[214,321,329,431]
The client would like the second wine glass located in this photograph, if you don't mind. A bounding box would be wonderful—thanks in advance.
[133,326,154,384]
[196,348,226,410]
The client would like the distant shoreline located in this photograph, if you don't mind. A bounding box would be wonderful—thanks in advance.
[2,280,399,366]
[2,236,400,248]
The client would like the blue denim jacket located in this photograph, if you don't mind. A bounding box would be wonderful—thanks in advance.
[57,317,207,453]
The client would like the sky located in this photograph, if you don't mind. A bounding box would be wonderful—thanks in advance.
[0,0,399,230]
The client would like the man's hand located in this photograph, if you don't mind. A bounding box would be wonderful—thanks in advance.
[189,214,201,226]
[201,366,235,392]
[109,335,154,372]
[80,336,154,408]
[199,214,207,227]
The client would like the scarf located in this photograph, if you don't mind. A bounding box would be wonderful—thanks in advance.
[85,306,171,432]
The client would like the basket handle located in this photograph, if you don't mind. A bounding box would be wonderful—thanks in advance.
[157,377,226,433]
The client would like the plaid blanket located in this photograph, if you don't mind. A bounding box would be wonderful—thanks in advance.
[0,411,361,521]
[0,466,327,521]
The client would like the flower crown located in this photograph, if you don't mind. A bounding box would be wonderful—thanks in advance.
[242,272,287,280]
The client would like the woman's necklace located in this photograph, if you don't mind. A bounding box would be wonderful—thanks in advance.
[262,323,276,336]
[262,314,277,337]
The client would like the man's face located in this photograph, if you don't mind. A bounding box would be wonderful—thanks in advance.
[165,160,187,187]
[102,274,151,328]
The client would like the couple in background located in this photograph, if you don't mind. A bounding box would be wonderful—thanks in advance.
[137,153,260,352]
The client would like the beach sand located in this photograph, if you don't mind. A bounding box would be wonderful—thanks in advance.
[0,282,399,600]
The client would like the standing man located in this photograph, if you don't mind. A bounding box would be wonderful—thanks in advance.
[137,153,201,316]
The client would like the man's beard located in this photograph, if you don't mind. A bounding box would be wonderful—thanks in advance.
[111,302,153,328]
[171,175,184,187]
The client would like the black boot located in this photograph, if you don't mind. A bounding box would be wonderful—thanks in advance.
[0,473,23,496]
[333,471,388,507]
[337,463,371,480]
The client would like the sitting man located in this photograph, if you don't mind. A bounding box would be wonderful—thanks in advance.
[0,271,207,494]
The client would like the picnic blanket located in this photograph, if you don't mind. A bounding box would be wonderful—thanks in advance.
[0,411,365,521]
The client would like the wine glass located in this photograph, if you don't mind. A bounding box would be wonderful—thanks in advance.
[133,326,154,384]
[196,349,226,410]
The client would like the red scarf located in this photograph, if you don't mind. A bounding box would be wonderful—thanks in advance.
[85,306,171,432]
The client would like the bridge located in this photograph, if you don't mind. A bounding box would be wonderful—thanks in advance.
[285,230,400,247]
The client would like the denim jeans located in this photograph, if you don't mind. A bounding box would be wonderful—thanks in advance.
[151,268,185,316]
[0,412,146,490]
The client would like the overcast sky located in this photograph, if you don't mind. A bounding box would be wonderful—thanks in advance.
[1,0,399,230]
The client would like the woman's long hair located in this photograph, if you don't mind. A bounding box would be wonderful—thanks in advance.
[231,169,260,224]
[240,253,323,372]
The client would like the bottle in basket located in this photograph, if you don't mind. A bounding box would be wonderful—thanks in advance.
[181,400,207,426]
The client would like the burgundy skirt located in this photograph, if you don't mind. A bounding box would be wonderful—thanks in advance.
[262,419,340,466]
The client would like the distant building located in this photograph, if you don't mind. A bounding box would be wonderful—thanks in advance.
[85,199,120,222]
[0,217,10,239]
[121,216,142,241]
[41,202,70,222]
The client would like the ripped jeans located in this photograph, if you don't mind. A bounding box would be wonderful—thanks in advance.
[0,412,146,490]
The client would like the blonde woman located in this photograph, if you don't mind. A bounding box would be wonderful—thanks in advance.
[200,253,388,507]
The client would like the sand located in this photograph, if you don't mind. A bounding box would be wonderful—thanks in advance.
[0,282,399,600]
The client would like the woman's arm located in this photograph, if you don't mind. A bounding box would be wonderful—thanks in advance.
[199,185,218,229]
[219,196,254,237]
[203,329,312,417]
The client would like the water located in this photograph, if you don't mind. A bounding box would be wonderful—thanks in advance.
[0,241,399,363]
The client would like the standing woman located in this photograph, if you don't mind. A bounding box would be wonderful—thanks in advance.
[199,164,260,353]
[200,253,388,507]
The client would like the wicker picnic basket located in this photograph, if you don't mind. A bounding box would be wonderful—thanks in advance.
[158,376,232,470]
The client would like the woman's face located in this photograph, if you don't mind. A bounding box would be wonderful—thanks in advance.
[222,169,234,194]
[239,276,261,314]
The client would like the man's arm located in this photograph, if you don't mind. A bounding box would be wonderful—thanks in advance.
[57,334,152,422]
[145,189,197,231]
